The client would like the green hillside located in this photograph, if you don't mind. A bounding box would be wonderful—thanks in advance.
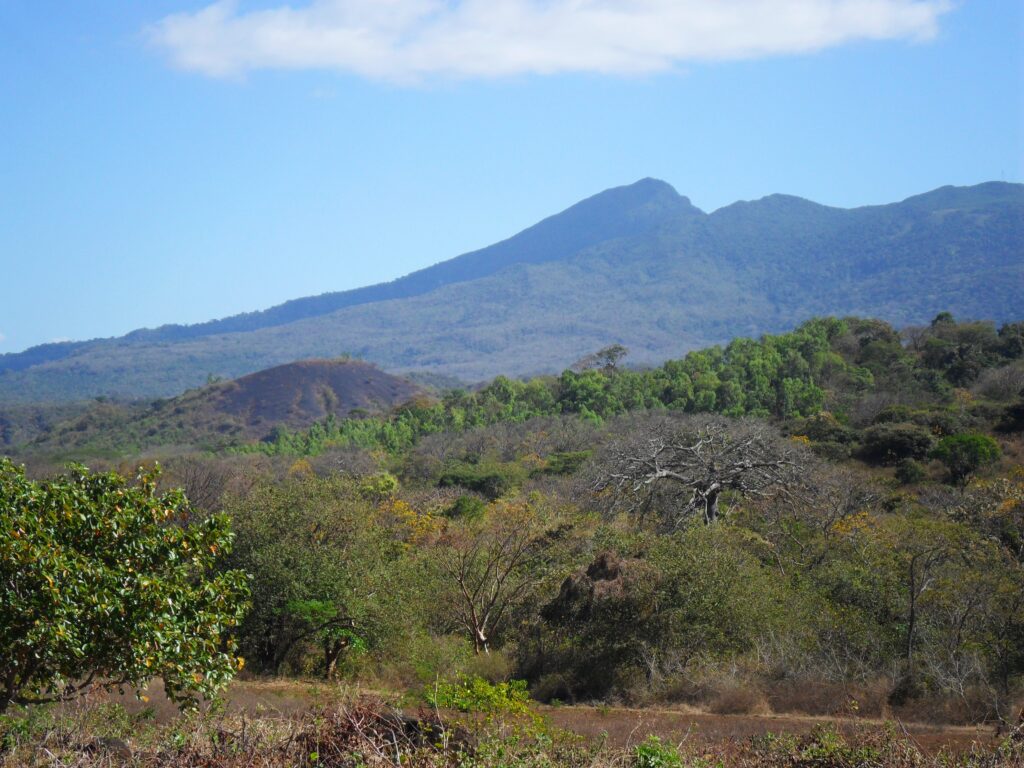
[9,313,1022,464]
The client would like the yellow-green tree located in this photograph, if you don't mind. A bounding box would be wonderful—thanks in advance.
[0,459,248,714]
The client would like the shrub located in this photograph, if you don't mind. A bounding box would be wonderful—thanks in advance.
[894,458,927,485]
[811,440,853,461]
[873,405,916,424]
[540,451,592,476]
[0,459,249,714]
[633,735,684,768]
[932,433,1001,488]
[437,461,524,500]
[427,675,532,716]
[858,423,934,465]
[445,495,487,520]
[797,412,857,444]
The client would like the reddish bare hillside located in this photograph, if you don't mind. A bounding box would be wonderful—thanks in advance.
[210,359,422,432]
[15,359,426,454]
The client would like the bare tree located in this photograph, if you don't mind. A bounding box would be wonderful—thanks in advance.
[161,455,233,512]
[434,502,549,654]
[592,415,807,527]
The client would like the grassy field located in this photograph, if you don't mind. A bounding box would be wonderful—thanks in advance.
[3,679,1019,767]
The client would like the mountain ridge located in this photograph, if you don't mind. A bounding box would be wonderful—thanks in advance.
[2,179,1021,402]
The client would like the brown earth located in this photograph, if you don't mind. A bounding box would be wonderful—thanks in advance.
[541,704,999,756]
[101,680,1000,757]
[211,359,422,433]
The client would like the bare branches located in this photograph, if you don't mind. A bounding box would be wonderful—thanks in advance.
[591,415,808,527]
[434,503,547,654]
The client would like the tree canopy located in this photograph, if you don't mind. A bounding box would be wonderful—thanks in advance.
[0,459,248,714]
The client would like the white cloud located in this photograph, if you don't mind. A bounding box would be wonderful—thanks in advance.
[0,331,6,344]
[148,0,951,82]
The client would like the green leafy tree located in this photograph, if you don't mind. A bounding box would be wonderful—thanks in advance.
[931,433,1001,488]
[224,474,404,678]
[858,423,935,465]
[542,525,787,698]
[0,459,248,714]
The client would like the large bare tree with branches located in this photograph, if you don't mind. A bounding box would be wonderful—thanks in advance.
[591,415,807,527]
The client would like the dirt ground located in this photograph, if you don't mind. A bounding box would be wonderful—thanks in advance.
[103,679,1001,756]
[540,704,999,755]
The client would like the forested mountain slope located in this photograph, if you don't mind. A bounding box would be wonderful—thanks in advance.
[2,180,1020,402]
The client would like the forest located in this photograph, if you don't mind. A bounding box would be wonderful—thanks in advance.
[2,313,1024,766]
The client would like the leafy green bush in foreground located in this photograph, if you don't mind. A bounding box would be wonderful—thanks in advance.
[0,459,249,714]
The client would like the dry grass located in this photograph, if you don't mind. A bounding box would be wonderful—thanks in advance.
[2,686,1021,767]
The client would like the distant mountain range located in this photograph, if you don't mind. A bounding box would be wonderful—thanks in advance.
[2,179,1021,403]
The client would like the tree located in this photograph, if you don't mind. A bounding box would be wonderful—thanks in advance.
[571,344,629,374]
[0,459,248,714]
[858,423,935,465]
[592,416,806,526]
[932,433,1001,488]
[541,526,787,699]
[224,474,402,678]
[432,500,553,654]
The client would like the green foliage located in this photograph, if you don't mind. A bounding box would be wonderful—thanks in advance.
[541,525,790,699]
[932,433,1001,488]
[858,423,935,465]
[428,675,532,716]
[6,312,1024,723]
[894,458,927,485]
[540,451,592,476]
[358,471,399,502]
[633,736,684,768]
[754,724,884,766]
[438,461,526,500]
[445,495,487,520]
[15,314,1024,464]
[0,459,249,713]
[223,474,407,678]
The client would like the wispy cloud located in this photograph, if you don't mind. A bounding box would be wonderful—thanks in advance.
[148,0,951,82]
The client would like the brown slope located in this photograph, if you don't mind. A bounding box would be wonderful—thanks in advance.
[17,359,425,457]
[208,359,422,433]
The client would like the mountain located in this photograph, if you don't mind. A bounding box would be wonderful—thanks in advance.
[1,180,1021,403]
[6,359,423,454]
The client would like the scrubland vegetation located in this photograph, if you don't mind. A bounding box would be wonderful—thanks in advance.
[3,313,1024,765]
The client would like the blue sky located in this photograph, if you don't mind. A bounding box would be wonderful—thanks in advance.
[1,1,1021,355]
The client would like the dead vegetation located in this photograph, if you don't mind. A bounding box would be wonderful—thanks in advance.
[2,691,1021,767]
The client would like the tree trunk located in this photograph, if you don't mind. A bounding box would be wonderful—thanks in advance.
[324,638,346,680]
[905,557,918,683]
[704,490,720,524]
[473,628,490,655]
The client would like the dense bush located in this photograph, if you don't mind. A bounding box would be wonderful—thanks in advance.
[895,458,927,484]
[437,461,526,500]
[223,474,412,679]
[932,433,1001,488]
[858,423,935,465]
[444,494,487,520]
[0,460,248,713]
